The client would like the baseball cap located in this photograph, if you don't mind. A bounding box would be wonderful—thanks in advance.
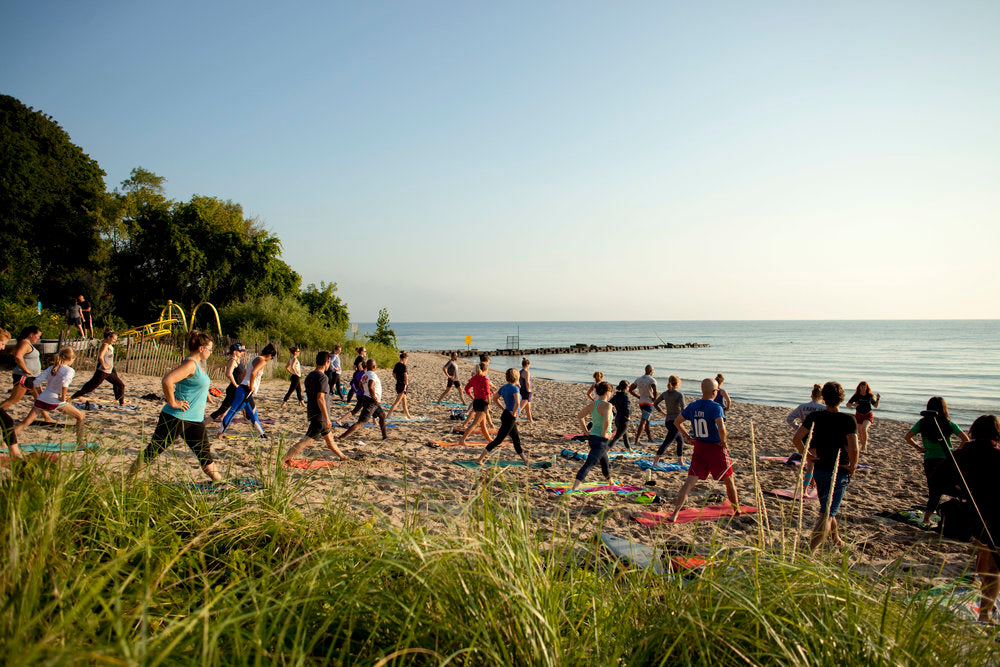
[228,343,246,353]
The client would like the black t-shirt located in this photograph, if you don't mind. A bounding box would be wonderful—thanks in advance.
[848,392,874,414]
[940,439,1000,538]
[304,369,330,421]
[393,362,407,388]
[610,391,630,421]
[802,410,857,472]
[354,355,365,369]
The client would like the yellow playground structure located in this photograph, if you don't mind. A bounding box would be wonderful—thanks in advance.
[120,300,223,341]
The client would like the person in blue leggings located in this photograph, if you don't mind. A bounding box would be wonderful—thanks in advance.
[219,343,276,440]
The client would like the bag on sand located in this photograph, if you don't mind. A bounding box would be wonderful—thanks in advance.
[938,498,974,542]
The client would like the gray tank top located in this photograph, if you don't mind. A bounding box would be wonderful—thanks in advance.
[102,344,114,372]
[15,341,41,377]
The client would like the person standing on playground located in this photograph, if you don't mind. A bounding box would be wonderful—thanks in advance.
[629,365,657,444]
[64,298,85,339]
[13,346,88,453]
[2,326,55,424]
[668,378,741,522]
[338,359,388,440]
[518,357,534,423]
[652,375,686,467]
[477,368,529,466]
[793,381,859,552]
[282,346,305,407]
[569,381,615,492]
[846,381,880,453]
[78,295,94,338]
[283,351,349,464]
[210,343,245,420]
[436,351,464,405]
[71,330,126,406]
[130,331,221,481]
[386,351,413,419]
[457,363,493,446]
[218,343,275,439]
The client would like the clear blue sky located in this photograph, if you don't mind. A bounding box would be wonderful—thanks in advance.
[3,1,998,321]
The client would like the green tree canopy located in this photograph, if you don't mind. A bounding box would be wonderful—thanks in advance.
[0,94,109,308]
[299,282,349,331]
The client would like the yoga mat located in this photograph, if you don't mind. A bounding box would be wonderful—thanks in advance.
[875,509,939,529]
[635,460,689,472]
[560,448,651,462]
[331,422,399,429]
[451,459,553,469]
[633,503,758,526]
[234,418,276,424]
[386,416,435,423]
[426,401,466,408]
[285,459,342,469]
[757,455,872,470]
[427,440,489,448]
[73,401,139,412]
[1,442,99,453]
[220,435,251,441]
[209,387,224,397]
[172,477,264,494]
[1,453,59,464]
[766,487,819,501]
[560,433,589,441]
[599,532,665,574]
[539,482,643,496]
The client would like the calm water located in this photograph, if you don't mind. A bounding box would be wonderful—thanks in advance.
[356,320,1000,427]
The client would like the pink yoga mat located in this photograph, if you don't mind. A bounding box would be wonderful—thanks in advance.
[766,487,818,501]
[633,503,758,526]
[285,459,342,469]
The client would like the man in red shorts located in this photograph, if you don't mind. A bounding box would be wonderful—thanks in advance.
[668,377,741,521]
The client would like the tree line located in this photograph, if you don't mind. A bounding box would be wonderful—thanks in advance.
[1,94,365,348]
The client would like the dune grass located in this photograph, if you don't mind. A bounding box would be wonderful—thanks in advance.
[0,455,994,665]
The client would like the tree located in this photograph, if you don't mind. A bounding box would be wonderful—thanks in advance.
[298,282,349,331]
[369,308,397,348]
[0,95,110,308]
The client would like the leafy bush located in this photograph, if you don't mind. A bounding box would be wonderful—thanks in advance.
[368,307,397,348]
[0,300,65,338]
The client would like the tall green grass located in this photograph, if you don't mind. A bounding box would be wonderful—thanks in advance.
[1,456,993,665]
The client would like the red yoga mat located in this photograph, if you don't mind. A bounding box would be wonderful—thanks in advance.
[285,459,342,469]
[1,453,59,465]
[633,503,758,526]
[766,487,818,501]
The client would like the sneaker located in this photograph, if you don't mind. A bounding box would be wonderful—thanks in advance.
[259,433,270,440]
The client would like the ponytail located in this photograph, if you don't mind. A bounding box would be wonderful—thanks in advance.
[51,346,75,375]
[187,330,213,353]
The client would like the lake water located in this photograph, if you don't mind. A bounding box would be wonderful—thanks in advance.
[356,320,1000,427]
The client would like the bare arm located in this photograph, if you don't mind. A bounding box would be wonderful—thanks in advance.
[225,358,238,385]
[319,391,330,427]
[904,431,925,453]
[577,402,595,433]
[162,360,197,411]
[628,383,639,399]
[674,414,690,442]
[716,417,727,447]
[14,340,31,375]
[720,389,731,411]
[793,425,809,454]
[248,357,266,393]
[846,434,859,474]
[871,393,881,408]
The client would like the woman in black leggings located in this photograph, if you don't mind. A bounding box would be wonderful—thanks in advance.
[476,369,529,466]
[652,375,685,466]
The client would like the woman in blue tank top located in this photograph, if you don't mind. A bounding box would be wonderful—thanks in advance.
[569,381,615,491]
[129,331,222,481]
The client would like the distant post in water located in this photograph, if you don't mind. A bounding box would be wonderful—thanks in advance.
[466,335,471,351]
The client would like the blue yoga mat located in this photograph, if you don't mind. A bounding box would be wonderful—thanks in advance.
[1,442,99,453]
[635,459,689,472]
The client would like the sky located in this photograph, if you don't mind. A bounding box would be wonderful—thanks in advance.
[3,1,999,322]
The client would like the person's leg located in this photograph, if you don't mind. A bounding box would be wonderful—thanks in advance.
[282,376,297,404]
[436,384,450,404]
[401,393,412,419]
[571,436,609,489]
[858,420,870,451]
[654,422,679,464]
[508,421,527,463]
[608,419,628,448]
[385,391,405,419]
[322,432,348,459]
[284,435,314,461]
[1,406,23,460]
[332,373,345,401]
[722,475,741,514]
[12,405,43,436]
[635,419,648,445]
[59,402,86,448]
[976,546,1000,623]
[923,458,943,524]
[130,412,176,477]
[599,452,611,480]
[668,475,700,521]
[182,420,221,481]
[243,396,266,437]
[71,370,106,400]
[339,420,363,439]
[219,386,249,434]
[809,516,831,552]
[459,412,484,446]
[211,384,237,420]
[1,382,27,411]
[376,410,387,439]
[106,370,126,404]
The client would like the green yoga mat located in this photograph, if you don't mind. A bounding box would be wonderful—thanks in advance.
[1,442,99,453]
[452,459,553,469]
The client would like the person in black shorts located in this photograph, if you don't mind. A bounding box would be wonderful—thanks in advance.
[386,351,413,419]
[339,359,388,440]
[284,351,349,463]
[437,351,464,405]
[78,295,94,339]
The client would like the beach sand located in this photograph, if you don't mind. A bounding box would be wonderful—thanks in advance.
[5,351,975,584]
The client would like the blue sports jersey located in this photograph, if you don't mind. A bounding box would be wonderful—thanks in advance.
[681,399,725,443]
[498,383,520,411]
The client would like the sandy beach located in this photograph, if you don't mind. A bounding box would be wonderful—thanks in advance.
[6,351,975,584]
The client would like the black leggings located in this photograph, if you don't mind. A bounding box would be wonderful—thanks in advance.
[283,375,302,402]
[486,410,522,455]
[142,411,213,467]
[0,407,17,446]
[657,421,683,457]
[325,370,345,400]
[575,435,610,482]
[924,457,954,515]
[210,384,238,420]
[608,418,630,448]
[72,369,125,403]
